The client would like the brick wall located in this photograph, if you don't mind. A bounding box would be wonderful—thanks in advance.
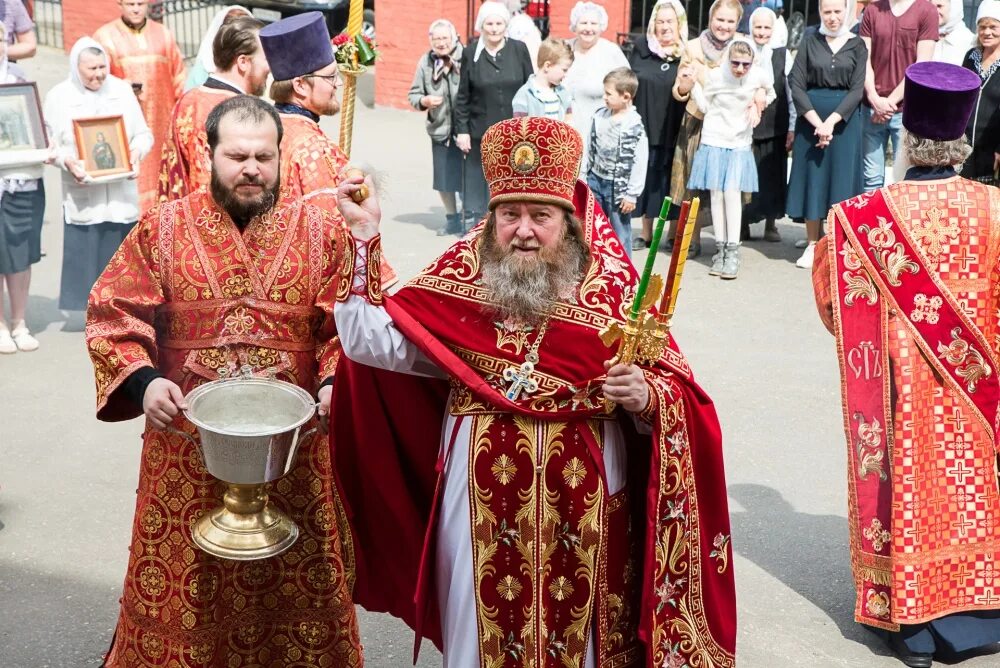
[62,0,120,53]
[375,0,471,109]
[375,0,631,109]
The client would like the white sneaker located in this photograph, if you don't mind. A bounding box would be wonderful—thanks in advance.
[11,325,38,352]
[796,243,816,269]
[794,239,809,249]
[0,329,15,354]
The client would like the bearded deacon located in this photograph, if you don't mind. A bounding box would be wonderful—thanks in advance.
[331,117,736,667]
[813,62,1000,668]
[86,96,362,667]
[259,12,397,287]
[94,0,186,212]
[157,16,269,202]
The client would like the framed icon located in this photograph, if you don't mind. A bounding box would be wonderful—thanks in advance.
[72,115,132,179]
[0,82,48,164]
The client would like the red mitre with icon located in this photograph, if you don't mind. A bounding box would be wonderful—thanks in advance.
[481,116,584,211]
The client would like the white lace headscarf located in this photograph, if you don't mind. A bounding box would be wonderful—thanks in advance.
[819,0,856,38]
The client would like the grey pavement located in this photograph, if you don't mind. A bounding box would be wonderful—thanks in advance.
[1,47,997,668]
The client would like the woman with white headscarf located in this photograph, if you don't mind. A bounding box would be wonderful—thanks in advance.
[962,0,1000,184]
[408,19,465,235]
[933,0,975,65]
[562,2,629,166]
[626,0,688,251]
[0,19,45,352]
[44,37,152,314]
[184,5,251,91]
[454,1,532,225]
[786,0,866,269]
[742,6,794,242]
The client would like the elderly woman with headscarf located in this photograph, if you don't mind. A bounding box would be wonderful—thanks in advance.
[0,19,45,352]
[454,0,533,225]
[409,19,466,236]
[625,0,688,251]
[742,5,795,242]
[184,4,251,90]
[933,0,975,65]
[670,0,744,258]
[786,0,866,269]
[962,0,1000,185]
[562,2,629,164]
[43,37,152,314]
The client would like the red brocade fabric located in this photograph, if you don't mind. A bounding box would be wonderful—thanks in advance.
[817,179,1000,630]
[331,181,737,667]
[157,86,236,203]
[86,192,362,666]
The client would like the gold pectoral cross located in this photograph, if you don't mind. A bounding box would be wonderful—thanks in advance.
[503,360,539,401]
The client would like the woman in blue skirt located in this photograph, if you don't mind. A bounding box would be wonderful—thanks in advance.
[786,0,867,269]
[688,37,774,279]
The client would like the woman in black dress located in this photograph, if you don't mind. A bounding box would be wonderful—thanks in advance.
[962,8,1000,184]
[454,2,533,225]
[744,6,792,242]
[786,0,866,269]
[628,0,688,251]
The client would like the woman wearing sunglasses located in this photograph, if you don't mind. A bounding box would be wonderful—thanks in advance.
[687,37,775,280]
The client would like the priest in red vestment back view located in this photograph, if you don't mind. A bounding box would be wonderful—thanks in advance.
[330,116,737,667]
[86,95,362,666]
[813,62,1000,667]
[94,0,186,213]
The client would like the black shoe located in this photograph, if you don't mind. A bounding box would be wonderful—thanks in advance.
[632,236,649,251]
[438,213,463,236]
[740,220,751,242]
[687,242,701,259]
[888,634,933,668]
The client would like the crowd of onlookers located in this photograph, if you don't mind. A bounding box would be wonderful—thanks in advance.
[409,0,997,280]
[1,0,997,356]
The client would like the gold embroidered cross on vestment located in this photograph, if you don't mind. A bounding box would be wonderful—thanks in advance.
[911,206,959,260]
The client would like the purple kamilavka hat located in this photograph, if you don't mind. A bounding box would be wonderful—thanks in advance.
[902,61,981,141]
[259,12,335,82]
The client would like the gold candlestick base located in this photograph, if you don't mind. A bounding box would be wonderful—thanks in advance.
[192,483,299,561]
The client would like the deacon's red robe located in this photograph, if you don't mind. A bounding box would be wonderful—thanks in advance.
[157,86,236,202]
[814,177,1000,630]
[86,191,362,667]
[94,18,186,213]
[278,112,397,287]
[332,181,737,667]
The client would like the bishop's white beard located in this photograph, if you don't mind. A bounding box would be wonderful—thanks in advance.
[479,225,589,326]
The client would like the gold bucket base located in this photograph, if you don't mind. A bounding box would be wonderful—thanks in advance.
[192,482,299,561]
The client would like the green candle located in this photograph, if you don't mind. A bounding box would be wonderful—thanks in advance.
[631,197,670,319]
[658,196,672,220]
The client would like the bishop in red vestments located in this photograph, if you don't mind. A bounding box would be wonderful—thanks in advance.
[331,117,736,668]
[87,96,362,667]
[258,12,397,287]
[813,62,1000,667]
[157,16,269,203]
[94,0,186,212]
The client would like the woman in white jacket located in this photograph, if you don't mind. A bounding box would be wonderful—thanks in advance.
[687,37,774,279]
[43,37,152,313]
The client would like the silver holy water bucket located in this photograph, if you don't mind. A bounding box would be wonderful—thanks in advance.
[171,368,318,561]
